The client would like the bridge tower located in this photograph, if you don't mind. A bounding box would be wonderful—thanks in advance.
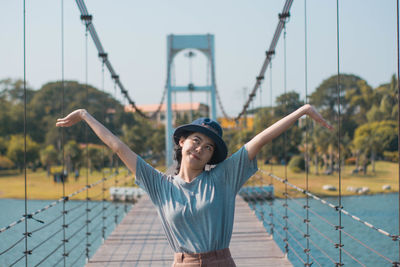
[165,34,217,167]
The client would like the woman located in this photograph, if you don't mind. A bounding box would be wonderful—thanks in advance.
[56,104,332,266]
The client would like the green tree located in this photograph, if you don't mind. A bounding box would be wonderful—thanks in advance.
[310,74,366,139]
[64,140,82,173]
[0,155,14,169]
[29,81,125,145]
[0,78,35,104]
[0,136,7,155]
[7,135,40,172]
[345,79,374,124]
[369,74,398,122]
[40,145,58,176]
[353,121,397,173]
[82,144,107,173]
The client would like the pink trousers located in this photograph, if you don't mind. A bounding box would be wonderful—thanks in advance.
[172,248,236,267]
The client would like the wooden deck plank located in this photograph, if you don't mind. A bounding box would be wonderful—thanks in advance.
[87,195,292,266]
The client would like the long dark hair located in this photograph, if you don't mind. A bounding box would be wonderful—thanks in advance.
[173,131,192,175]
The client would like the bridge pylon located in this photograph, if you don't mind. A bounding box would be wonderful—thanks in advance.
[165,34,217,167]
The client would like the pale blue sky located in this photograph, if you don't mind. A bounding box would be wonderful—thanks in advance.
[1,0,398,116]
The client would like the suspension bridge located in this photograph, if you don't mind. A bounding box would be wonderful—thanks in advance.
[0,0,399,266]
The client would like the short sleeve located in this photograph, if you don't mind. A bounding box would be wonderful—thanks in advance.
[215,146,258,194]
[135,156,165,205]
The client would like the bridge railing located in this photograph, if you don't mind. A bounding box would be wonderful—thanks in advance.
[240,168,399,267]
[0,168,140,267]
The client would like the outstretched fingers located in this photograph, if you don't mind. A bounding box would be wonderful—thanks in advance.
[55,109,84,127]
[306,105,334,131]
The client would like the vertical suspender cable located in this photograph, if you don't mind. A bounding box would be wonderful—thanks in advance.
[335,0,343,265]
[270,63,274,174]
[101,59,106,242]
[303,0,310,265]
[207,56,210,117]
[113,81,119,225]
[283,22,289,257]
[123,97,129,214]
[396,0,400,263]
[268,63,274,237]
[23,1,28,266]
[84,23,90,262]
[60,0,67,265]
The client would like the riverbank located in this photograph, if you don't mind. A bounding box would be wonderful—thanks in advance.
[0,167,135,200]
[0,161,397,200]
[254,160,398,198]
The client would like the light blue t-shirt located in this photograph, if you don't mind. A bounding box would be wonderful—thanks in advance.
[135,146,258,253]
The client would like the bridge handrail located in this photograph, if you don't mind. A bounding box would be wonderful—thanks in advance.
[245,169,398,265]
[276,188,394,266]
[260,169,397,240]
[0,171,122,234]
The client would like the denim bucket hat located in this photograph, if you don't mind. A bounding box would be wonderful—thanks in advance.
[173,117,228,165]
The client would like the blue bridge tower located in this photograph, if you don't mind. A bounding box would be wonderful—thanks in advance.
[165,34,218,167]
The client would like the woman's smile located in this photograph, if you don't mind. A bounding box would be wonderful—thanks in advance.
[190,152,201,161]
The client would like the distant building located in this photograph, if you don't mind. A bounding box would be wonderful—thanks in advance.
[125,102,209,126]
[219,115,254,130]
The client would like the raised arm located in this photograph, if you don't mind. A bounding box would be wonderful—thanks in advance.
[245,104,333,160]
[56,109,137,174]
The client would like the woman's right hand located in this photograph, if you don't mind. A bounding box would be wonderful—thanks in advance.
[56,109,87,127]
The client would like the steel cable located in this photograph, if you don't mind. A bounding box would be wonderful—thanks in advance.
[396,0,400,263]
[60,0,67,265]
[0,236,25,256]
[66,210,87,227]
[66,235,86,256]
[261,169,396,239]
[9,253,25,267]
[30,228,63,253]
[66,223,86,242]
[335,0,343,264]
[1,166,118,235]
[341,228,394,264]
[303,0,311,265]
[22,0,29,265]
[235,0,293,121]
[84,21,91,261]
[71,248,86,266]
[340,246,366,267]
[284,234,306,265]
[75,0,165,120]
[31,214,63,234]
[307,236,336,265]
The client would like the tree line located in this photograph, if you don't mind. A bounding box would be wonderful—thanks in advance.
[0,73,397,176]
[0,79,164,176]
[225,74,398,175]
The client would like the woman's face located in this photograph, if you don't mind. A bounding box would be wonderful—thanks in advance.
[179,132,215,169]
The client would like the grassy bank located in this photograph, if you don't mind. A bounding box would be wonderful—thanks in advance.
[0,161,397,200]
[0,168,135,200]
[249,160,398,198]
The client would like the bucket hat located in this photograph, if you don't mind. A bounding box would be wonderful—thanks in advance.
[173,117,228,164]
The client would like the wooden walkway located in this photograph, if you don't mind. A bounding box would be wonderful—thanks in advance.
[87,195,292,267]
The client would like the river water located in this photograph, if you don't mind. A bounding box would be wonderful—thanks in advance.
[248,193,399,266]
[0,194,398,266]
[0,199,131,267]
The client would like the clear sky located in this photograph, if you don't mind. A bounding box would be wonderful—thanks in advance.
[1,0,398,117]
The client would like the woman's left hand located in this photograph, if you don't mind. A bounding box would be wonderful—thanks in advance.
[303,104,334,130]
[56,109,86,128]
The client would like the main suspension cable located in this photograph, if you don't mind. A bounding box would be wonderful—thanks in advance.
[75,0,164,120]
[234,0,293,122]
